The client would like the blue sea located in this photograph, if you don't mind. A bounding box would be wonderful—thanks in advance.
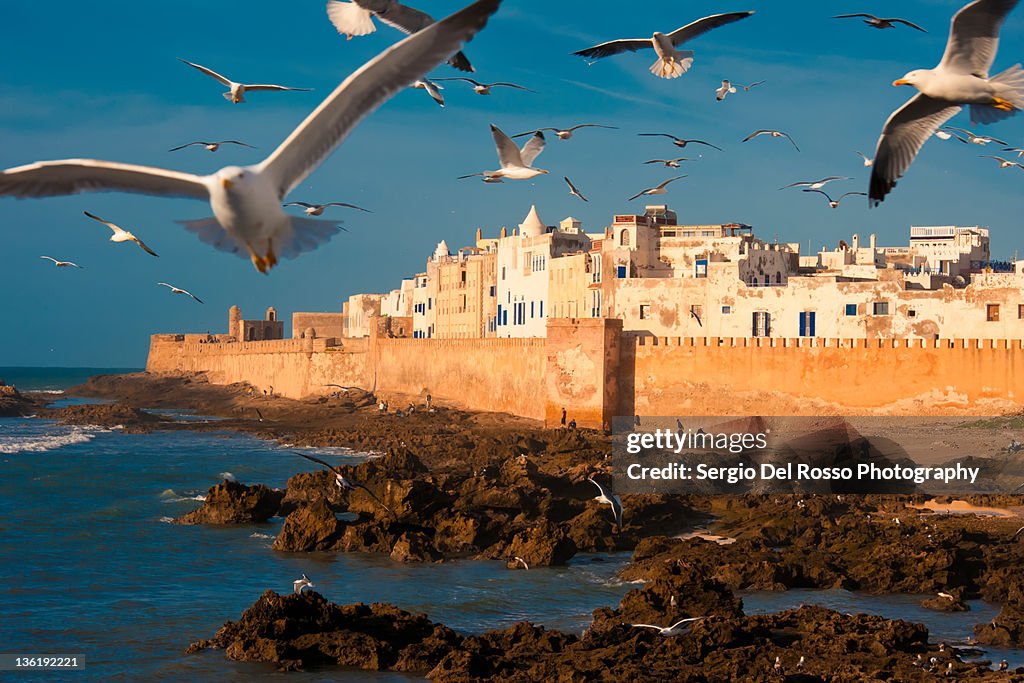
[1,368,1020,679]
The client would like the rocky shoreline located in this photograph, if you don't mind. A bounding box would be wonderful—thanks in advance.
[19,371,1024,678]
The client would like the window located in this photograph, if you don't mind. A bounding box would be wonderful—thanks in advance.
[845,304,857,316]
[988,304,1000,322]
[695,259,708,279]
[501,266,506,280]
[1019,304,1024,319]
[617,265,627,278]
[640,304,651,320]
[763,274,770,286]
[530,302,535,318]
[620,230,631,247]
[799,311,816,337]
[908,309,917,318]
[775,271,782,284]
[532,254,546,272]
[591,290,602,318]
[489,285,496,297]
[539,301,544,318]
[752,311,770,337]
[591,254,602,283]
[722,305,732,315]
[872,302,889,316]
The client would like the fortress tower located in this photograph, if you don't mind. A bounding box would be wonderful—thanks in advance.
[228,305,241,338]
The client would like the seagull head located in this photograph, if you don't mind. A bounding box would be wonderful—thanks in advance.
[216,166,249,191]
[893,70,928,89]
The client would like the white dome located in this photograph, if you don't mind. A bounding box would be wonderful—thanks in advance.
[519,205,545,238]
[434,239,450,258]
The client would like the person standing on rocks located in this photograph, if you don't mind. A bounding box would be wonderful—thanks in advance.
[561,407,567,428]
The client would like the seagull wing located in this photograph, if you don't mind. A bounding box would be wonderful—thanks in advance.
[178,59,233,86]
[519,131,545,166]
[0,160,209,199]
[638,133,679,142]
[492,125,525,168]
[564,176,587,201]
[40,256,58,263]
[168,142,204,152]
[833,13,878,20]
[586,477,608,498]
[568,124,617,131]
[291,450,343,475]
[669,617,704,629]
[657,175,687,189]
[869,93,962,204]
[627,188,651,201]
[353,482,392,513]
[573,38,652,60]
[244,84,312,92]
[355,0,475,71]
[782,132,800,151]
[838,192,867,200]
[667,11,755,46]
[890,17,928,33]
[133,237,159,257]
[258,0,500,198]
[185,289,204,303]
[742,130,767,142]
[284,201,316,208]
[938,0,1018,77]
[490,82,534,92]
[631,624,663,631]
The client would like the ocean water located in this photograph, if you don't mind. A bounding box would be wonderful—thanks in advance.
[0,367,141,393]
[2,369,1021,679]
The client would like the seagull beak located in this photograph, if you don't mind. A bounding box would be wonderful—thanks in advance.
[221,178,234,190]
[893,79,910,87]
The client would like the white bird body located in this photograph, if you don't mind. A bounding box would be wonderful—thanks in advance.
[412,79,445,107]
[651,32,693,79]
[40,255,82,268]
[178,59,313,104]
[293,573,315,594]
[631,616,704,636]
[0,0,501,273]
[83,211,159,256]
[158,282,204,303]
[587,477,624,529]
[460,125,548,181]
[716,79,738,100]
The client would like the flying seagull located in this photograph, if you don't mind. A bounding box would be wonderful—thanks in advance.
[283,201,371,215]
[742,129,800,151]
[168,140,257,153]
[564,176,588,202]
[802,189,868,208]
[39,256,82,268]
[944,125,1008,144]
[630,617,705,636]
[157,282,204,304]
[737,80,766,91]
[178,59,312,104]
[326,0,474,72]
[291,450,392,513]
[1003,145,1024,156]
[980,154,1024,167]
[458,125,547,181]
[83,211,159,256]
[833,13,928,32]
[716,80,737,100]
[293,573,315,594]
[0,0,502,273]
[587,477,624,529]
[644,158,689,168]
[572,11,755,79]
[512,124,616,140]
[638,133,722,150]
[432,77,534,94]
[868,0,1024,205]
[412,79,445,107]
[628,175,687,201]
[780,176,850,191]
[857,151,874,166]
[512,556,529,570]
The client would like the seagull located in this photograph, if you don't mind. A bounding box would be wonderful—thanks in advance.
[802,189,868,208]
[326,0,474,72]
[944,125,1008,144]
[293,573,315,594]
[177,59,312,104]
[291,450,392,513]
[39,256,82,268]
[857,151,874,166]
[797,656,805,670]
[157,282,204,304]
[833,13,928,32]
[935,127,969,142]
[587,477,624,529]
[742,129,800,151]
[644,158,689,168]
[716,79,737,100]
[628,175,686,201]
[511,124,617,140]
[638,133,722,150]
[1004,145,1024,156]
[432,77,534,95]
[513,556,529,570]
[255,408,264,422]
[1000,659,1009,671]
[0,0,501,273]
[868,0,1024,205]
[737,80,766,91]
[780,177,850,191]
[564,176,588,202]
[938,591,956,600]
[83,211,158,256]
[572,11,755,79]
[458,125,547,181]
[630,617,705,636]
[1012,525,1024,537]
[774,657,783,674]
[980,154,1024,167]
[168,141,256,153]
[412,79,445,107]
[283,201,371,215]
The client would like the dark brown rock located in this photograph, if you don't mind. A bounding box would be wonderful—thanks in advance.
[272,500,343,551]
[175,480,284,525]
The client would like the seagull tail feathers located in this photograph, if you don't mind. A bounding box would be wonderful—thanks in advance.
[973,64,1024,125]
[326,0,377,38]
[650,51,693,79]
[277,216,345,260]
[177,217,248,257]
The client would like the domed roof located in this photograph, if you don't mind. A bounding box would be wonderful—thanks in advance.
[434,239,450,258]
[519,205,545,238]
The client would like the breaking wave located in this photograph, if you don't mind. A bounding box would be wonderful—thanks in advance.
[0,426,100,454]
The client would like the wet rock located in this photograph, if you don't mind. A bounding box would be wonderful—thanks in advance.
[434,513,491,555]
[175,480,284,525]
[921,593,969,612]
[505,520,577,567]
[47,402,169,432]
[272,500,343,552]
[390,532,442,563]
[0,384,39,417]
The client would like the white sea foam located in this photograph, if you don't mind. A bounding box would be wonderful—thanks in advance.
[250,532,275,540]
[161,491,206,503]
[0,427,99,454]
[158,516,175,524]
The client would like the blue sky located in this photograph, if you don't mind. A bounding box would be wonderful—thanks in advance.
[2,0,1023,367]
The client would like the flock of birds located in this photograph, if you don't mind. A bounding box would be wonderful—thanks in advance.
[0,0,1020,276]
